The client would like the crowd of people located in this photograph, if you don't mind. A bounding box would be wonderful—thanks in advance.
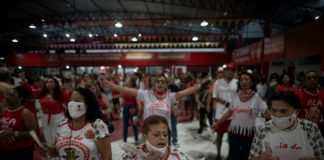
[0,65,323,160]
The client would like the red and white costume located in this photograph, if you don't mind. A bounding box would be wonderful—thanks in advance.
[40,93,69,147]
[55,119,109,160]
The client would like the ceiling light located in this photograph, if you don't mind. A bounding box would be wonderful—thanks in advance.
[224,12,228,16]
[43,33,48,38]
[41,19,45,22]
[29,24,37,29]
[65,65,70,69]
[118,64,122,69]
[115,22,123,28]
[131,37,138,42]
[0,57,4,60]
[18,66,23,69]
[200,21,208,27]
[95,34,98,37]
[192,36,199,41]
[138,34,142,37]
[88,33,93,38]
[12,39,18,43]
[114,33,118,37]
[65,33,70,38]
[70,38,75,42]
[315,16,320,20]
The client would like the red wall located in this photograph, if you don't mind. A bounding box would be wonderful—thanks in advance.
[285,19,324,58]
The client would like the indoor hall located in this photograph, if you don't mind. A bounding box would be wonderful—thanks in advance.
[1,0,324,160]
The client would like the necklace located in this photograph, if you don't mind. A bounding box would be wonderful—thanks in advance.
[303,89,319,96]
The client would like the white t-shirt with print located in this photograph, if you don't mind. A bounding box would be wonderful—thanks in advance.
[212,78,238,120]
[266,121,314,160]
[229,93,267,136]
[55,119,109,160]
[137,90,176,129]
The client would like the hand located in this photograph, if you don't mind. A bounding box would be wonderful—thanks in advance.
[0,130,15,142]
[212,121,220,130]
[132,116,139,125]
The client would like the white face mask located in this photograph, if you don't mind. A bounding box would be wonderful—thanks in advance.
[271,112,296,130]
[68,101,86,118]
[145,140,167,157]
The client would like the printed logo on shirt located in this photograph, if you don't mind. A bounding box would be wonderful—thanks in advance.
[305,99,323,123]
[276,143,302,150]
[0,117,16,129]
[62,147,80,159]
[56,139,90,160]
[233,106,252,113]
[150,101,169,111]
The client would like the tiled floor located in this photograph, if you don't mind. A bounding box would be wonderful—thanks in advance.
[112,120,229,160]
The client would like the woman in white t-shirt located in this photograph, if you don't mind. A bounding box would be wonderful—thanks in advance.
[250,91,324,160]
[41,88,112,160]
[214,71,267,160]
[105,75,207,131]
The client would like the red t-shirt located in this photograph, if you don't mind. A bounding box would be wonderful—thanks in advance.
[121,94,137,106]
[275,85,295,92]
[295,89,324,125]
[0,107,34,150]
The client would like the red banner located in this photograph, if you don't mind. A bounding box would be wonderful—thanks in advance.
[233,40,262,64]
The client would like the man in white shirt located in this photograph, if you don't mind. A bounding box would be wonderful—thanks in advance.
[212,63,238,159]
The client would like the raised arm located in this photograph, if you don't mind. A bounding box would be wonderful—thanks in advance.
[104,80,138,97]
[175,79,210,101]
[175,83,201,101]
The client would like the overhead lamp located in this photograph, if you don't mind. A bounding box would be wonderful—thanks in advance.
[12,39,18,43]
[0,57,4,60]
[114,33,118,37]
[115,22,123,28]
[43,33,48,38]
[65,33,70,38]
[118,64,122,69]
[88,33,93,38]
[95,34,99,37]
[29,24,37,29]
[41,19,45,22]
[131,37,138,42]
[138,33,142,37]
[224,11,228,16]
[18,66,23,69]
[200,20,208,27]
[65,65,70,69]
[315,16,320,20]
[192,36,199,41]
[70,38,75,42]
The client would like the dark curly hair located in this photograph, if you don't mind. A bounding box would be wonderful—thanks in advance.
[66,87,103,123]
